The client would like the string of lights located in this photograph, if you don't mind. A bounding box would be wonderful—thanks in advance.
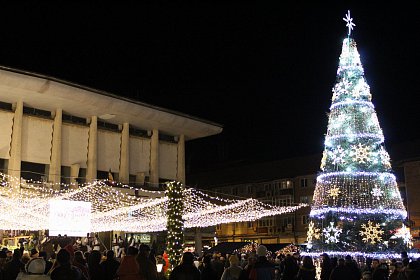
[0,172,308,232]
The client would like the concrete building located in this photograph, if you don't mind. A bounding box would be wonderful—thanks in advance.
[0,66,222,188]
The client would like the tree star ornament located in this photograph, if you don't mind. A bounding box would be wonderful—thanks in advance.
[343,10,356,36]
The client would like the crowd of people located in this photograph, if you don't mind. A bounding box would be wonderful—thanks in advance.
[0,241,167,280]
[1,238,420,280]
[185,247,420,280]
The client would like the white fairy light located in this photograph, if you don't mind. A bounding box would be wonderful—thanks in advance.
[0,172,308,232]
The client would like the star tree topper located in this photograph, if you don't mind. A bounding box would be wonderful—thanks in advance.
[343,10,356,36]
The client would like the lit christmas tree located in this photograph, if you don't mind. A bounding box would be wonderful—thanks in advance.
[307,11,411,257]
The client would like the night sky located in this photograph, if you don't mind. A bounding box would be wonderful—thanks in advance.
[1,2,419,172]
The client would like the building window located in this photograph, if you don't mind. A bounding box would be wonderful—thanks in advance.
[247,185,253,194]
[302,215,309,225]
[248,222,253,228]
[300,178,308,187]
[276,196,292,206]
[216,224,221,230]
[232,187,238,196]
[300,196,309,204]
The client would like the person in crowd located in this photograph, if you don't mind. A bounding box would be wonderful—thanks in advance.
[117,246,141,280]
[73,251,88,280]
[113,234,119,257]
[118,236,125,258]
[38,251,53,275]
[330,258,349,280]
[320,253,332,280]
[136,244,157,280]
[30,249,39,259]
[3,248,25,280]
[330,257,338,271]
[242,255,256,280]
[92,235,101,252]
[88,250,106,280]
[0,250,7,278]
[16,257,51,280]
[403,260,420,280]
[281,254,299,280]
[344,255,361,280]
[169,252,200,280]
[296,256,316,280]
[21,252,31,267]
[370,259,385,280]
[162,250,170,274]
[149,248,157,266]
[389,261,403,280]
[221,254,243,280]
[49,248,82,280]
[249,245,275,280]
[100,250,120,280]
[200,254,218,280]
[210,253,224,279]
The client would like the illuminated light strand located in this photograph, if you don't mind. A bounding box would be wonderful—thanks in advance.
[330,100,374,110]
[325,133,384,143]
[317,171,395,182]
[309,207,407,219]
[0,172,307,232]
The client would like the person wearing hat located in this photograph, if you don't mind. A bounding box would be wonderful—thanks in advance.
[249,245,275,280]
[3,248,25,280]
[16,257,51,279]
[30,249,39,258]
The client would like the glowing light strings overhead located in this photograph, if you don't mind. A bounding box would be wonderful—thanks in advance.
[0,172,308,233]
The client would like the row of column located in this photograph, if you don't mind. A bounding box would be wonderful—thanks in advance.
[8,100,186,189]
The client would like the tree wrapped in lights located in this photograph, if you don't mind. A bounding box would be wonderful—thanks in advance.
[166,181,185,267]
[307,11,410,256]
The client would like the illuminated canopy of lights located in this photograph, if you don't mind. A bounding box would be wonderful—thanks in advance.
[0,172,307,232]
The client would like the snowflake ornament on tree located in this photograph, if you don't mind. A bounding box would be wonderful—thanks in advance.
[359,221,384,245]
[328,186,341,199]
[379,146,391,169]
[371,186,384,199]
[307,221,321,244]
[394,224,413,247]
[329,146,346,164]
[351,143,371,164]
[323,222,342,244]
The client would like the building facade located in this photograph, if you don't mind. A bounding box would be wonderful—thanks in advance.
[0,66,222,189]
[211,174,316,245]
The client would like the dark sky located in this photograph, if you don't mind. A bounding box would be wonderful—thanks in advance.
[0,2,419,172]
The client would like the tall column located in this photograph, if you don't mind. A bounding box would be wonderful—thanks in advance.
[86,116,98,182]
[119,123,130,184]
[150,129,159,187]
[176,134,185,184]
[49,108,62,188]
[8,100,23,191]
[70,163,80,189]
[194,227,203,257]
